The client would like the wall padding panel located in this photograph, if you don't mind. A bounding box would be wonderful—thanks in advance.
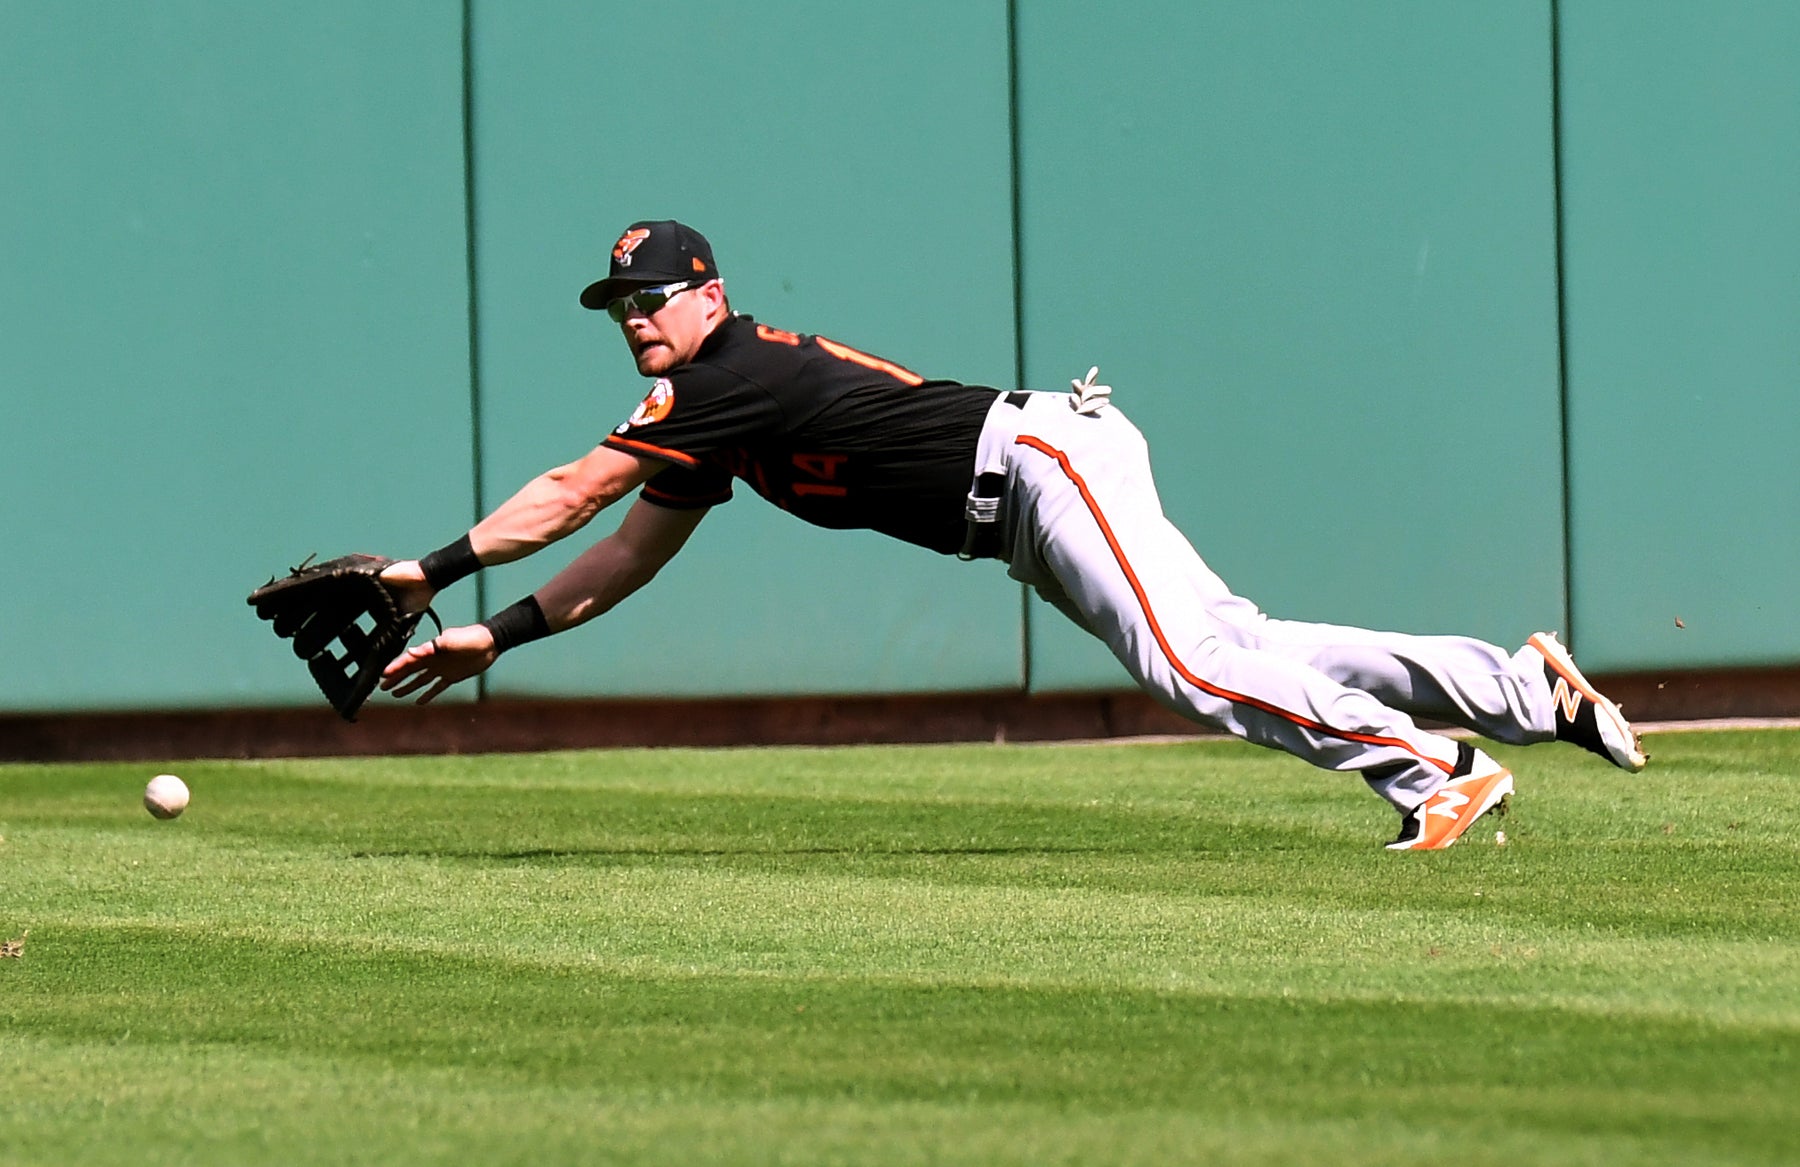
[468,1,1023,698]
[1558,0,1800,670]
[1015,2,1567,691]
[0,3,478,710]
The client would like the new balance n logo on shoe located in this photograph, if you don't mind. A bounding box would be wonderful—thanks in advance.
[1554,677,1583,724]
[1426,788,1469,819]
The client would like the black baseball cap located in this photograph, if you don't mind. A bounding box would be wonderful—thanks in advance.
[579,220,720,310]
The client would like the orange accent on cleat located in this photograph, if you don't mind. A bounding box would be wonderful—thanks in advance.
[1387,754,1514,851]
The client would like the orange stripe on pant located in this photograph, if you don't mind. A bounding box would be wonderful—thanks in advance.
[1012,434,1454,776]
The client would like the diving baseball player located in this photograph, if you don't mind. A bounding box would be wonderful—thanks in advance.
[377,220,1646,850]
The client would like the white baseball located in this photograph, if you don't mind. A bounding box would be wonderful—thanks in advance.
[144,774,189,820]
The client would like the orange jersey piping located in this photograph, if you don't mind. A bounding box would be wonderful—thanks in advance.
[605,434,700,469]
[815,336,925,386]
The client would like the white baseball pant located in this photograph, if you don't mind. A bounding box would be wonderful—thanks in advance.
[970,390,1559,812]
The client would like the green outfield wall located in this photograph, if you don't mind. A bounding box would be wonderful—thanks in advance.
[2,1,1794,713]
[1557,0,1800,673]
[1015,1,1566,690]
[0,3,482,712]
[463,1,1024,699]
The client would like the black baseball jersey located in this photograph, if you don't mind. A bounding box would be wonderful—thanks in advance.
[603,314,1000,555]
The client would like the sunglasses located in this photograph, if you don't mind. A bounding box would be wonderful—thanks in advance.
[605,281,695,322]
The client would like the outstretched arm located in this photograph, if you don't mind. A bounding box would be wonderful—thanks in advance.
[379,496,708,704]
[378,442,662,610]
[533,497,708,630]
[469,443,663,564]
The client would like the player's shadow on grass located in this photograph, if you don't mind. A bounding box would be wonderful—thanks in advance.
[318,790,1315,862]
[348,844,1121,862]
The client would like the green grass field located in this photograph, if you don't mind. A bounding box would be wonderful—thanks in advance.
[3,731,1796,1166]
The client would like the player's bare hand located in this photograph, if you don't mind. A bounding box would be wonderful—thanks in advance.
[379,559,438,616]
[380,624,497,704]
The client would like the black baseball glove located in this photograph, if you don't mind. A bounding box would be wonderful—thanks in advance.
[247,554,439,721]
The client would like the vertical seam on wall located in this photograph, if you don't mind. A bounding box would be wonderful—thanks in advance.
[460,0,490,700]
[1006,0,1032,696]
[1550,0,1576,650]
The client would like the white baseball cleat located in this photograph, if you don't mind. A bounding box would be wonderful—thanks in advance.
[1528,632,1647,772]
[1386,749,1514,851]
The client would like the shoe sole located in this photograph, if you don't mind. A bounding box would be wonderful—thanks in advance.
[1386,769,1514,851]
[1528,633,1648,772]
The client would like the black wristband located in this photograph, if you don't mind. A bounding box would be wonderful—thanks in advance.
[418,534,482,591]
[481,595,552,654]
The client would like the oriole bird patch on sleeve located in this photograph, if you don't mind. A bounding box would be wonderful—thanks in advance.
[626,379,676,428]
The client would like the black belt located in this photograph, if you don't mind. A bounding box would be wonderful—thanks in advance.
[957,472,1007,561]
[956,392,1031,561]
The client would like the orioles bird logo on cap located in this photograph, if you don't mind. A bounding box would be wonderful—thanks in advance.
[613,228,651,267]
